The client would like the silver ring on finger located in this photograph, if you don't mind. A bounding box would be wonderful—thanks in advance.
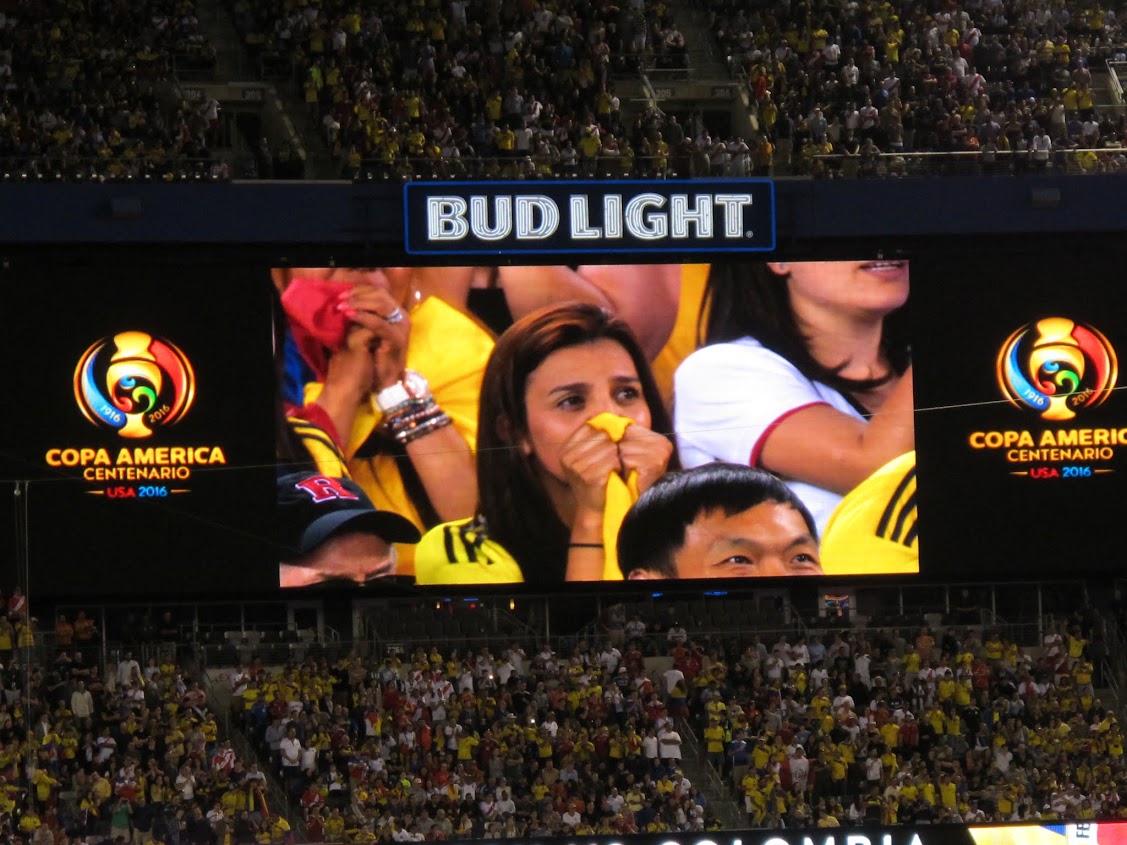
[382,307,406,324]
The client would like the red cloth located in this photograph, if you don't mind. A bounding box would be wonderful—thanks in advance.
[281,277,352,380]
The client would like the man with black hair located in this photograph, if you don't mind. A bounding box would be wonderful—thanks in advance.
[617,463,823,579]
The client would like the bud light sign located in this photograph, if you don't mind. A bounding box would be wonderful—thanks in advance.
[404,180,776,255]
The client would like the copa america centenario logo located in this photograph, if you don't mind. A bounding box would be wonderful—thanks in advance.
[74,331,196,439]
[997,317,1118,422]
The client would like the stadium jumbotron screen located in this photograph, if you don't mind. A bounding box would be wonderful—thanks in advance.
[1,245,1125,596]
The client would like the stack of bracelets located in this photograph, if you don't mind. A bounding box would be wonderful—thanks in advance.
[380,396,453,445]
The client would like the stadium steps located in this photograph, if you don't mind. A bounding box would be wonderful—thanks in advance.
[664,0,731,80]
[195,0,251,80]
[203,670,308,840]
[1090,68,1126,114]
[272,86,341,178]
[675,717,746,829]
[1097,687,1117,710]
[193,0,337,177]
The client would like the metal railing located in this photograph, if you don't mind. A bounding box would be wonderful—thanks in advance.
[643,62,696,82]
[9,145,1125,182]
[808,146,1127,177]
[200,669,303,841]
[1099,611,1127,718]
[343,144,1127,182]
[1108,60,1127,105]
[676,715,745,829]
[171,51,219,82]
[350,152,757,182]
[0,156,233,181]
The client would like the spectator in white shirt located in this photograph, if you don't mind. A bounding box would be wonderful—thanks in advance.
[833,686,855,712]
[666,624,688,646]
[659,724,682,762]
[117,652,142,689]
[71,681,94,727]
[561,802,582,827]
[662,666,685,696]
[599,645,621,673]
[1032,129,1053,168]
[855,653,872,686]
[789,637,810,667]
[790,746,810,792]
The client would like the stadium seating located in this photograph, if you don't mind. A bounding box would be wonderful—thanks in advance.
[707,0,1127,174]
[216,0,1127,177]
[227,0,697,178]
[10,0,1125,177]
[0,0,221,179]
[3,586,1121,844]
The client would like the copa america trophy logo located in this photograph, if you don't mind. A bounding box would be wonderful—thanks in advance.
[73,331,196,439]
[997,317,1118,422]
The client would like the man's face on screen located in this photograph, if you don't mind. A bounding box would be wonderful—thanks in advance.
[280,531,397,587]
[667,502,822,579]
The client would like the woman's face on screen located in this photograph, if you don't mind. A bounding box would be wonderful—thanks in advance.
[771,260,909,317]
[519,339,651,482]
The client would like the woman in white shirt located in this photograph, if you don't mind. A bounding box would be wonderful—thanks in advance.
[674,260,914,537]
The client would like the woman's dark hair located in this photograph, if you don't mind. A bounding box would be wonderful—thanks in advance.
[701,262,911,399]
[477,302,676,585]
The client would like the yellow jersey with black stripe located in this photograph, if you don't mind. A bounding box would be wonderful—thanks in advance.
[302,296,494,576]
[820,451,919,575]
[286,416,350,478]
[415,518,524,585]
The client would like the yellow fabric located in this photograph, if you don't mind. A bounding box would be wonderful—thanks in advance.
[287,417,350,478]
[585,412,639,581]
[651,264,710,408]
[820,451,919,575]
[414,517,525,584]
[414,414,642,585]
[303,296,494,576]
[969,828,1068,845]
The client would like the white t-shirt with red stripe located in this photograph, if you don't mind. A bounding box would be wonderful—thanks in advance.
[673,337,865,537]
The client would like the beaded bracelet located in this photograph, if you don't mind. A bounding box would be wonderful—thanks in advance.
[380,397,436,431]
[394,411,453,445]
[386,408,443,439]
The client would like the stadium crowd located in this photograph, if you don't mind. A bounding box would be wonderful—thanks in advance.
[228,0,693,178]
[5,0,1124,177]
[236,643,724,840]
[223,605,1127,839]
[1,582,1124,844]
[220,0,1127,176]
[709,0,1127,174]
[693,619,1123,826]
[0,593,296,845]
[0,0,224,179]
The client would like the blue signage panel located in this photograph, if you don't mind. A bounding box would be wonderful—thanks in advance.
[403,179,776,256]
